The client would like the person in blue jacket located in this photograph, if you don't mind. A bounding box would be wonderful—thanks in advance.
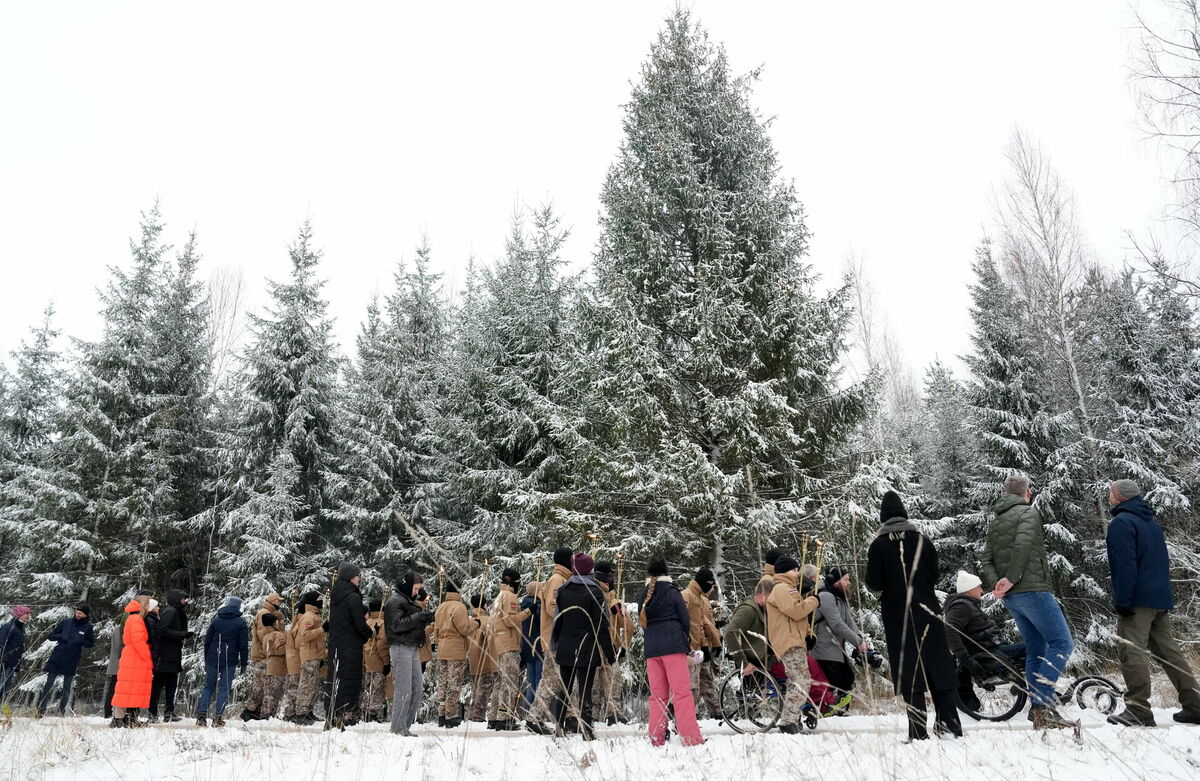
[0,605,32,701]
[1105,479,1200,727]
[519,581,541,712]
[36,603,95,716]
[197,596,250,727]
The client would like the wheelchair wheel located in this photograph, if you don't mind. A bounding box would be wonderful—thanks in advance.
[719,670,783,734]
[956,674,1027,722]
[1074,676,1122,715]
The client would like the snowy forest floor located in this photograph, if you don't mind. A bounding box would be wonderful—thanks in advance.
[2,709,1197,781]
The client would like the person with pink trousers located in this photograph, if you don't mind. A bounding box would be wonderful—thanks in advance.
[636,558,704,747]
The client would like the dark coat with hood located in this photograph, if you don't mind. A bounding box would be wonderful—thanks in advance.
[520,591,540,666]
[155,589,190,674]
[866,515,957,695]
[44,615,95,676]
[144,610,162,669]
[328,576,372,672]
[552,577,614,669]
[942,591,1005,660]
[637,578,690,660]
[981,494,1051,594]
[204,598,249,670]
[1107,496,1174,612]
[384,589,433,647]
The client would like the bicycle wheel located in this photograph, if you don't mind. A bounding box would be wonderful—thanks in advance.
[956,674,1027,722]
[719,670,782,734]
[1074,677,1122,715]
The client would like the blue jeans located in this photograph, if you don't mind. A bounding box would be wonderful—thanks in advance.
[37,672,75,714]
[1003,591,1074,707]
[523,657,543,711]
[198,664,237,717]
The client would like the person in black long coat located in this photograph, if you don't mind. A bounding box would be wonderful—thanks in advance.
[152,589,191,721]
[866,491,962,741]
[550,554,614,740]
[326,562,372,728]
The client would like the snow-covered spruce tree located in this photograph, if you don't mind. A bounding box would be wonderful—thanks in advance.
[916,360,976,520]
[0,304,62,466]
[439,207,575,562]
[556,10,866,584]
[144,232,214,593]
[333,238,451,582]
[213,222,342,602]
[0,206,171,620]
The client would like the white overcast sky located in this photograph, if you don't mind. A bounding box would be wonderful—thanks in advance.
[0,0,1183,379]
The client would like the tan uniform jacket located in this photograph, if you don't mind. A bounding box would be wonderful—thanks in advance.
[285,618,301,675]
[467,607,497,676]
[600,583,635,650]
[538,564,571,655]
[262,626,288,675]
[682,580,722,650]
[766,572,819,657]
[490,585,532,656]
[434,593,475,661]
[296,604,327,662]
[250,594,284,661]
[363,612,389,673]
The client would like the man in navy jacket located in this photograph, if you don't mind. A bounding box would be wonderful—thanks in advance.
[36,604,95,716]
[1105,479,1200,727]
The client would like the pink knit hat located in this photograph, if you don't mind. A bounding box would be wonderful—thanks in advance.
[11,605,31,621]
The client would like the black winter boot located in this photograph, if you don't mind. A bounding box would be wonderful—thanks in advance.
[195,714,208,727]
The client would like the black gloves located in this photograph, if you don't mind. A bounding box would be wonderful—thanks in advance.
[710,646,722,659]
[1114,604,1136,617]
[422,611,436,625]
[960,655,986,677]
[715,619,728,629]
[382,665,391,676]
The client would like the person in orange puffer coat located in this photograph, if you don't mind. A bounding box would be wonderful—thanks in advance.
[111,599,153,727]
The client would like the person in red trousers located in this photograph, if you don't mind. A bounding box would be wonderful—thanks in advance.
[637,558,704,747]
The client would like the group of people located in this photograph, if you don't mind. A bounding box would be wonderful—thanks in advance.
[2,475,1198,745]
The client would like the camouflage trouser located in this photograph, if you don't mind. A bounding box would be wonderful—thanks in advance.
[528,657,566,725]
[295,659,323,715]
[689,658,719,718]
[592,660,622,722]
[468,671,498,722]
[243,660,269,711]
[360,671,387,719]
[281,673,300,717]
[435,660,467,718]
[780,648,810,725]
[488,652,523,721]
[261,674,286,718]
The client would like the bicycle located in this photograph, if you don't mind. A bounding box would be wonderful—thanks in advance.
[955,651,1123,722]
[718,664,860,733]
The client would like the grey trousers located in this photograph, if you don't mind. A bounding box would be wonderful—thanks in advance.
[389,644,423,733]
[1117,607,1200,717]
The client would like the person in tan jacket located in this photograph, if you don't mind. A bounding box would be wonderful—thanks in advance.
[259,613,288,718]
[487,569,532,730]
[433,582,477,727]
[763,549,784,578]
[241,592,284,721]
[360,599,390,723]
[592,561,634,725]
[281,599,302,720]
[466,595,498,723]
[527,546,574,734]
[766,556,819,733]
[290,592,326,725]
[681,568,722,718]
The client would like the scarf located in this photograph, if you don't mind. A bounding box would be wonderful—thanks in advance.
[877,517,918,537]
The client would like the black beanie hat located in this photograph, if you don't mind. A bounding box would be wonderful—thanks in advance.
[396,571,423,597]
[445,580,459,594]
[647,558,668,577]
[824,566,849,590]
[470,594,486,609]
[553,547,574,568]
[337,561,361,581]
[74,603,91,617]
[594,561,614,584]
[368,599,382,612]
[774,556,800,575]
[300,590,321,608]
[695,567,715,591]
[880,490,908,522]
[764,549,784,566]
[501,568,521,587]
[261,612,277,627]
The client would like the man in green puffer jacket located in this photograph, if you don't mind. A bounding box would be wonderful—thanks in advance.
[724,578,774,672]
[980,474,1075,730]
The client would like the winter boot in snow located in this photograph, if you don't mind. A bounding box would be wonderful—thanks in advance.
[444,715,463,729]
[1107,709,1156,727]
[1033,706,1077,730]
[109,716,128,729]
[524,720,550,735]
[240,708,262,722]
[1173,709,1200,724]
[195,714,207,727]
[212,715,226,728]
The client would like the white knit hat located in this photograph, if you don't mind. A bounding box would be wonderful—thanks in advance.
[955,570,982,593]
[147,599,159,612]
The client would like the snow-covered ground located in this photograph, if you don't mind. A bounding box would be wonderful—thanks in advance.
[3,710,1197,781]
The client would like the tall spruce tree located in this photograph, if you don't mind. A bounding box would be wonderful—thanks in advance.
[559,10,866,578]
[215,221,342,599]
